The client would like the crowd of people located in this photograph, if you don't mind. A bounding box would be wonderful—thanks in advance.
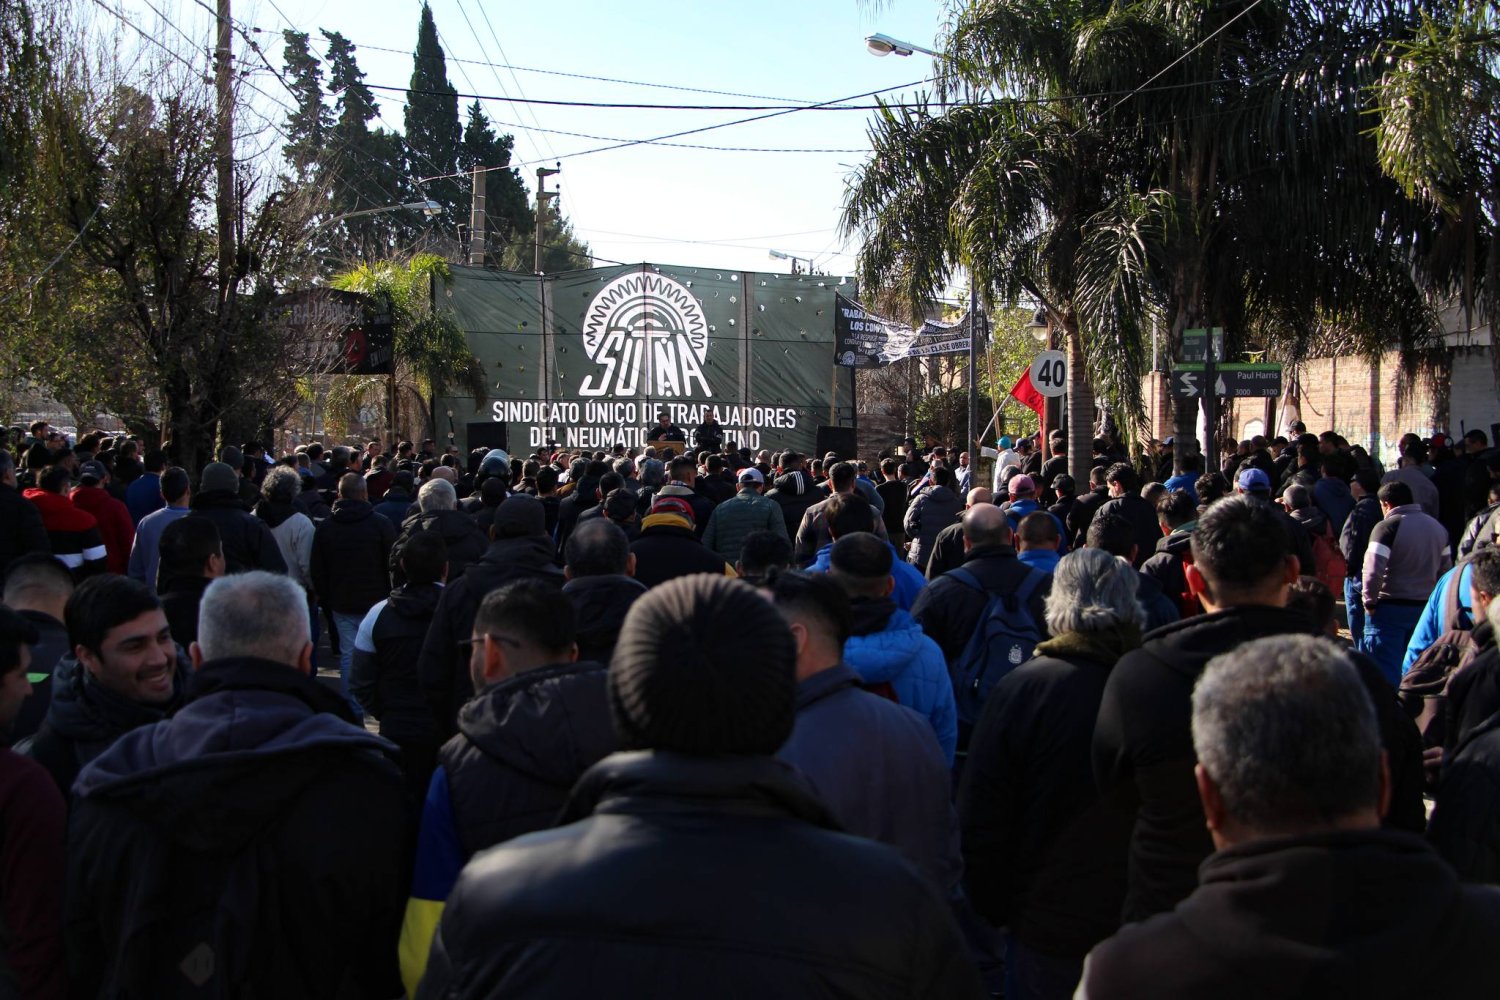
[2,414,1500,998]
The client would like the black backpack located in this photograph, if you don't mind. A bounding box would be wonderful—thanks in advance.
[1398,559,1475,754]
[947,566,1047,737]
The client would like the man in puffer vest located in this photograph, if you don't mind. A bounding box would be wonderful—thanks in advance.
[399,579,614,996]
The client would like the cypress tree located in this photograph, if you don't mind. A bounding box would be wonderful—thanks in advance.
[458,101,531,262]
[322,30,410,256]
[404,3,461,230]
[280,31,329,186]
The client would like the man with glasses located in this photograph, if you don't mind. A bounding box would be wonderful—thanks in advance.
[399,579,614,996]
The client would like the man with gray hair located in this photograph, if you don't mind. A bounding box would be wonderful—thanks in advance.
[1078,635,1500,999]
[66,571,408,998]
[390,477,488,586]
[1093,495,1425,925]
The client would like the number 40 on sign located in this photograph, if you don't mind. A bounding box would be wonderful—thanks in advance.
[1029,351,1067,398]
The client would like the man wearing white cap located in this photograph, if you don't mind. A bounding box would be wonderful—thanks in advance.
[703,467,789,566]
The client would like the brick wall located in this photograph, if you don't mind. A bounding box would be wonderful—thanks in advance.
[1144,341,1497,467]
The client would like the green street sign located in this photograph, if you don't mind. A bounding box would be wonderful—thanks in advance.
[1172,363,1283,398]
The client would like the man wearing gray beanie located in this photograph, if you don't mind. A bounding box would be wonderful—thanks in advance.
[415,573,984,1000]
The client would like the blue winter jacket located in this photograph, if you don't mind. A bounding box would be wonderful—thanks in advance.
[808,541,927,611]
[1017,548,1061,574]
[1313,476,1356,536]
[1003,499,1070,555]
[843,608,958,764]
[1403,563,1473,676]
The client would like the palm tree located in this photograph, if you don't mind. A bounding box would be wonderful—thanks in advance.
[327,253,486,442]
[1371,1,1498,382]
[845,0,1455,467]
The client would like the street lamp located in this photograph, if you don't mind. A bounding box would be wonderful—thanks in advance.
[768,249,813,275]
[331,199,441,224]
[864,33,940,58]
[1025,307,1050,342]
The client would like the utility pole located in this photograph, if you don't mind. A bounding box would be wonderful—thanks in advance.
[534,165,560,274]
[468,166,486,266]
[214,0,235,312]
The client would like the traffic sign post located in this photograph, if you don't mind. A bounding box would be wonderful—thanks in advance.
[1171,363,1282,398]
[1030,350,1067,398]
[1181,327,1224,363]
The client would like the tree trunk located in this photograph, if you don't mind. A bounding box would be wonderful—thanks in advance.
[1064,320,1094,484]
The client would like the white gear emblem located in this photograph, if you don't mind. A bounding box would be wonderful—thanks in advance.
[578,271,711,399]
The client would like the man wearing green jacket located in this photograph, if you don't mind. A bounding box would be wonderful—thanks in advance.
[703,469,789,567]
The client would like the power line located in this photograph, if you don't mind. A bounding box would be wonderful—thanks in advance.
[416,78,927,182]
[369,82,911,111]
[0,204,108,307]
[307,36,813,105]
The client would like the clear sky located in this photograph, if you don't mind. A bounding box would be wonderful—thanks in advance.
[106,0,949,276]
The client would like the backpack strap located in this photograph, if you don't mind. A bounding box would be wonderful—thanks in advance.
[949,567,986,594]
[1011,567,1046,608]
[1443,556,1472,633]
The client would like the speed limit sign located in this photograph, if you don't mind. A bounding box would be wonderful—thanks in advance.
[1029,350,1067,398]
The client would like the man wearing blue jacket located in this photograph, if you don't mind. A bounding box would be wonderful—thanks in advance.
[773,570,960,893]
[806,493,927,611]
[827,532,957,763]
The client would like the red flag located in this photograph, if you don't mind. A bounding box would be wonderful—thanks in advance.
[1009,369,1046,416]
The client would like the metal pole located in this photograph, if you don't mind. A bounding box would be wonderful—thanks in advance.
[468,166,486,266]
[1203,327,1217,473]
[214,0,234,313]
[967,286,979,454]
[533,173,546,274]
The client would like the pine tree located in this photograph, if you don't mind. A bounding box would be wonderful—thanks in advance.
[280,30,328,185]
[458,100,531,262]
[321,29,410,257]
[404,3,461,230]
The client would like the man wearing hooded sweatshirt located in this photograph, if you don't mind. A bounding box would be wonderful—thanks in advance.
[351,529,448,814]
[66,572,406,999]
[766,452,822,538]
[70,460,134,575]
[561,521,647,663]
[399,580,615,996]
[312,473,396,720]
[186,462,287,575]
[828,533,957,764]
[1092,496,1426,926]
[417,496,564,741]
[1079,635,1500,1000]
[24,465,107,579]
[20,575,186,799]
[903,465,964,569]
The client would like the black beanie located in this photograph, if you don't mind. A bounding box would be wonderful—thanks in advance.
[609,574,795,755]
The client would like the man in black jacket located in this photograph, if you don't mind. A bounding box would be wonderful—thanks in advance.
[1080,634,1500,999]
[389,479,488,586]
[66,571,406,999]
[20,575,185,799]
[1,553,73,744]
[562,521,646,663]
[1066,466,1110,552]
[154,516,224,648]
[351,529,447,812]
[1339,468,1384,643]
[417,495,563,740]
[0,449,49,584]
[1093,496,1425,926]
[414,573,983,1000]
[912,505,1050,667]
[186,462,287,575]
[312,472,396,721]
[400,579,615,995]
[1092,464,1159,568]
